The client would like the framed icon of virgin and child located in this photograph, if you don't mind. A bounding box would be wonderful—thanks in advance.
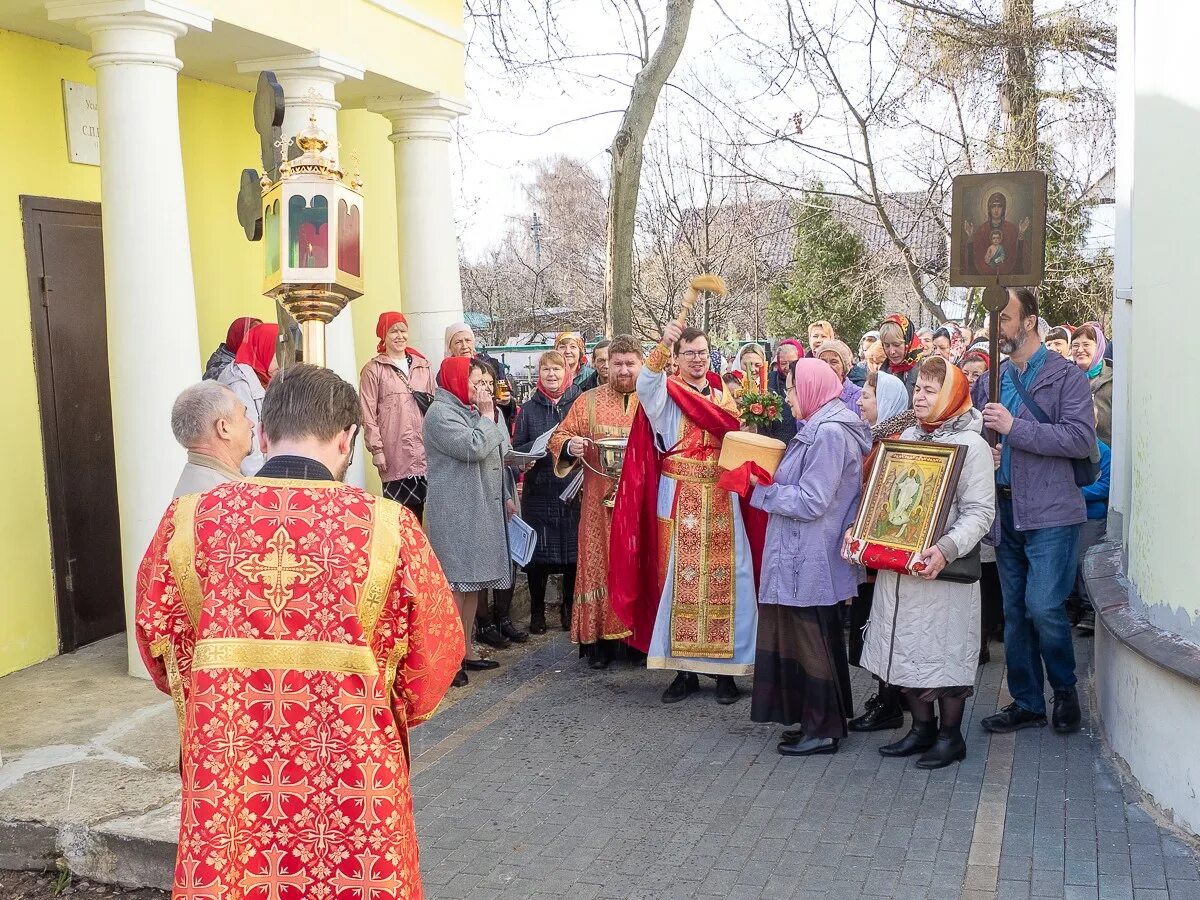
[949,170,1047,287]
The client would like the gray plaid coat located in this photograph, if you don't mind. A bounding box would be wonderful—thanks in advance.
[423,388,513,585]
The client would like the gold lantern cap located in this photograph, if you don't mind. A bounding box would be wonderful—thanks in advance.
[279,111,344,182]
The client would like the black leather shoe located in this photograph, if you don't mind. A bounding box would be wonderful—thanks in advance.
[500,618,529,643]
[661,672,699,704]
[1052,688,1081,733]
[915,728,967,769]
[879,719,938,757]
[476,623,510,649]
[452,668,468,687]
[778,736,838,757]
[779,728,804,744]
[1077,608,1095,635]
[714,676,740,705]
[462,657,500,671]
[849,694,904,732]
[529,613,547,635]
[981,702,1047,733]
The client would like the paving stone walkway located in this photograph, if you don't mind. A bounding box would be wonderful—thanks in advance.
[410,633,1200,900]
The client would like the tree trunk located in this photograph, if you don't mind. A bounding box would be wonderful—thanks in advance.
[605,0,696,336]
[999,0,1038,169]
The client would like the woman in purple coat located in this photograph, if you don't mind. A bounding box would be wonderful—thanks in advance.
[749,358,873,757]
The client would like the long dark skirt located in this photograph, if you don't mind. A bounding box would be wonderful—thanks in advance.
[751,604,853,739]
[848,580,874,668]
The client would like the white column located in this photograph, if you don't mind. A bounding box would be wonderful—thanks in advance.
[47,0,211,676]
[238,52,367,487]
[370,94,470,366]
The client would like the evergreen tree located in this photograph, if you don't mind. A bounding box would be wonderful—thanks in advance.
[767,187,883,346]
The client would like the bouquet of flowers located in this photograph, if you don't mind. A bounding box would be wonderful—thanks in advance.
[737,386,783,430]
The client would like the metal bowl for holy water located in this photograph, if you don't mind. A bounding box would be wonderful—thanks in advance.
[594,437,628,508]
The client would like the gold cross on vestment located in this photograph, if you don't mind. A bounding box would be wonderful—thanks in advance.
[236,528,323,615]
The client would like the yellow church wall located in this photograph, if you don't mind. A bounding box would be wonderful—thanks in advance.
[0,31,412,675]
[202,0,466,99]
[0,29,100,677]
[178,79,276,355]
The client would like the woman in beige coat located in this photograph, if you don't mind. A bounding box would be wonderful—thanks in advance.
[360,312,434,520]
[857,356,996,769]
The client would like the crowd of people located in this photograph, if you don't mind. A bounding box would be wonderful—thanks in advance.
[145,291,1112,897]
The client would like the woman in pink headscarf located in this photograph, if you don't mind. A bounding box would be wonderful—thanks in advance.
[749,358,873,758]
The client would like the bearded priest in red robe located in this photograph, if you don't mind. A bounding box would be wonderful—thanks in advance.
[610,323,763,706]
[548,334,644,668]
[136,364,464,900]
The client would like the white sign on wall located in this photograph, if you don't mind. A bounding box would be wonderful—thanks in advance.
[62,80,100,166]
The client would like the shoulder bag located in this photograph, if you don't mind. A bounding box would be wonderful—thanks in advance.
[1004,367,1099,487]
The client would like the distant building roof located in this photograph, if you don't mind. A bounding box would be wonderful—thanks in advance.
[464,312,492,331]
[684,192,947,276]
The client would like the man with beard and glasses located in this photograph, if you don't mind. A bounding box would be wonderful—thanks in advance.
[136,363,464,900]
[549,334,643,668]
[971,287,1096,736]
[611,324,763,705]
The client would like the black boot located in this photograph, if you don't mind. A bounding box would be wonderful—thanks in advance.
[779,728,804,744]
[849,685,904,732]
[879,718,938,757]
[1052,688,1081,734]
[714,676,740,705]
[476,622,510,649]
[778,736,838,757]
[588,642,612,670]
[500,618,528,643]
[661,672,699,703]
[529,596,546,635]
[915,726,966,769]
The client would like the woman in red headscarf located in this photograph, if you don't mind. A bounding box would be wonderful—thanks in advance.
[203,316,262,381]
[359,312,434,520]
[217,322,280,475]
[422,356,516,687]
[857,356,996,770]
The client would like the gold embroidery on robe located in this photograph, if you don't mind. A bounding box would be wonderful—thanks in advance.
[358,500,403,641]
[192,638,380,676]
[167,494,202,627]
[663,411,736,659]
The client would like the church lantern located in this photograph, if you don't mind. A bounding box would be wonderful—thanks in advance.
[259,111,364,367]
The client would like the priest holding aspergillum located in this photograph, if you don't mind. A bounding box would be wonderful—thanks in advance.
[610,321,763,706]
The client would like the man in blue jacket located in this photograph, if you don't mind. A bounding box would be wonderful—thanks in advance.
[972,287,1097,735]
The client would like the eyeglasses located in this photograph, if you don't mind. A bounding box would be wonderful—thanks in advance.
[678,350,708,360]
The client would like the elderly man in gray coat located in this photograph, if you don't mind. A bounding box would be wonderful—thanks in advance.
[170,382,253,498]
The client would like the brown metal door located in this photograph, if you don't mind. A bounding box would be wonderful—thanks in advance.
[22,197,125,651]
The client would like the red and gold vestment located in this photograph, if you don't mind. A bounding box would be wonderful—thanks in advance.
[136,476,464,900]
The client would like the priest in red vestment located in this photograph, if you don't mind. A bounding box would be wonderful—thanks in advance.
[136,364,464,900]
[610,323,764,706]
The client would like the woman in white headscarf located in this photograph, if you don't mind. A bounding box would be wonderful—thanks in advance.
[731,342,768,393]
[846,369,917,733]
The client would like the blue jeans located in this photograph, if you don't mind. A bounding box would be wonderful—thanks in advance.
[995,498,1080,714]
